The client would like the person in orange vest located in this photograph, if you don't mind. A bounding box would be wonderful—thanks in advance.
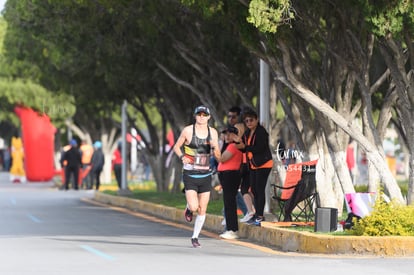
[80,140,94,189]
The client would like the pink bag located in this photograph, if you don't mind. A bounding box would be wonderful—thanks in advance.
[345,192,376,218]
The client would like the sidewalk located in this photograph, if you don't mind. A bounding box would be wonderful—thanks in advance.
[92,192,414,257]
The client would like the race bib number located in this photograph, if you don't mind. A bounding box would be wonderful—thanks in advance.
[193,153,210,170]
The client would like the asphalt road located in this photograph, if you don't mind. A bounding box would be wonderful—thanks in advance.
[0,172,413,275]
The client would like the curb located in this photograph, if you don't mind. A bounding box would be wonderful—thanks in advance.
[93,192,414,257]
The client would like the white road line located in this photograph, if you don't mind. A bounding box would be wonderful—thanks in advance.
[27,213,42,223]
[80,245,115,261]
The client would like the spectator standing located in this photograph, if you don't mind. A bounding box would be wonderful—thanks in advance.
[3,145,10,171]
[217,126,243,239]
[90,141,105,190]
[112,142,123,189]
[346,139,356,184]
[61,139,82,190]
[223,106,250,224]
[140,154,151,181]
[233,109,273,226]
[357,151,368,185]
[229,106,255,223]
[80,140,94,189]
[173,105,221,248]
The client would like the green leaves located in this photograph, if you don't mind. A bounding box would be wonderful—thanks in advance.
[247,0,295,33]
[181,0,225,17]
[352,194,414,236]
[0,79,75,127]
[362,0,414,37]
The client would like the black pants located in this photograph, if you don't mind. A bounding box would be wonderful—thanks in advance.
[239,163,250,195]
[92,169,102,190]
[218,170,241,232]
[64,166,79,190]
[114,164,122,188]
[249,168,272,217]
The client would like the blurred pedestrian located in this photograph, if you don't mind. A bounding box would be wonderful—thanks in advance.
[91,141,105,190]
[80,140,94,189]
[112,141,123,189]
[10,137,25,183]
[285,140,297,166]
[61,139,82,190]
[346,139,356,184]
[3,145,11,171]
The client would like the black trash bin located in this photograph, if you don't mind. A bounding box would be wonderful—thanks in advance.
[314,207,338,232]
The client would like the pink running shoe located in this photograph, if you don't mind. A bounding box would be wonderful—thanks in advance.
[184,207,193,222]
[191,238,201,248]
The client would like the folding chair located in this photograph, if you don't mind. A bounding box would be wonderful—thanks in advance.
[272,160,319,222]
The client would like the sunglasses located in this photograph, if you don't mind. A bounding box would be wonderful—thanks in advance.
[244,118,255,123]
[196,112,209,117]
[227,114,237,119]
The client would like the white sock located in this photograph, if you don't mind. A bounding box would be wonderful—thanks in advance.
[192,215,205,238]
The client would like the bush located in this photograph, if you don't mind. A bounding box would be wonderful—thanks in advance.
[351,195,414,236]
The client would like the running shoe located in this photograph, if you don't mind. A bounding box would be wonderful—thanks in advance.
[240,212,254,223]
[184,207,193,222]
[246,216,256,225]
[247,216,265,226]
[253,216,265,226]
[191,238,201,248]
[219,230,239,240]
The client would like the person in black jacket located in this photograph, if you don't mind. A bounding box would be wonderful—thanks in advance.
[90,141,105,190]
[61,139,82,190]
[233,109,273,226]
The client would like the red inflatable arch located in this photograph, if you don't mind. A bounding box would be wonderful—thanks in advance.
[14,106,56,182]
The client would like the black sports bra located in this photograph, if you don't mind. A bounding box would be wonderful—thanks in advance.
[188,124,211,153]
[183,124,212,171]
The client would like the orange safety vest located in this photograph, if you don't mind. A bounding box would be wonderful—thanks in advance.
[80,144,94,164]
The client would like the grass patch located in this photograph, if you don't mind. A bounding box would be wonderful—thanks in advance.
[278,225,353,235]
[98,179,410,231]
[101,181,224,216]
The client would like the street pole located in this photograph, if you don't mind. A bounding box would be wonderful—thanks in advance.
[119,100,132,195]
[260,59,270,129]
[121,100,127,189]
[260,59,272,214]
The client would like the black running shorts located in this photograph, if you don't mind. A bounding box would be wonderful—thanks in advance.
[183,170,212,193]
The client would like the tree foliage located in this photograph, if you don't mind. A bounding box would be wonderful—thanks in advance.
[0,16,75,133]
[247,0,295,33]
[2,0,413,202]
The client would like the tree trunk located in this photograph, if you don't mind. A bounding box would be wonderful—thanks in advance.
[408,152,414,204]
[272,41,405,204]
[102,154,113,184]
[313,136,338,208]
[378,37,414,204]
[149,154,173,192]
[367,159,380,193]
